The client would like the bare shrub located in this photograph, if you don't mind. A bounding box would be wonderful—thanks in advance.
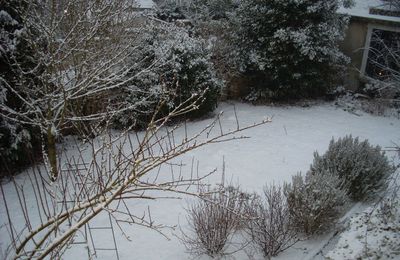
[181,185,248,258]
[284,172,348,236]
[244,184,298,258]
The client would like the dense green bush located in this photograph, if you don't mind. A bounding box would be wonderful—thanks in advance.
[0,0,43,177]
[284,135,394,235]
[284,172,348,235]
[312,136,395,200]
[232,0,351,101]
[114,23,222,129]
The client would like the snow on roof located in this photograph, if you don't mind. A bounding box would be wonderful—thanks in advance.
[135,0,156,9]
[338,0,400,23]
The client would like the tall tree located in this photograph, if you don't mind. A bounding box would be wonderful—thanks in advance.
[233,0,352,100]
[0,0,160,180]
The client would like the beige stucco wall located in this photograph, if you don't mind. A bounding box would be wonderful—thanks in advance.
[339,19,369,91]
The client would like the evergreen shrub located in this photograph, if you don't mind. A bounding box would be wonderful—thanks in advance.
[311,135,395,200]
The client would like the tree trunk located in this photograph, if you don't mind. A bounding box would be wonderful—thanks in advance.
[47,126,58,181]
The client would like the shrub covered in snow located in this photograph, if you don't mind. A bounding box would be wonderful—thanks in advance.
[312,136,395,200]
[157,0,237,23]
[245,184,298,257]
[182,185,247,258]
[0,0,42,177]
[232,0,351,100]
[157,0,238,99]
[284,172,348,235]
[114,23,222,129]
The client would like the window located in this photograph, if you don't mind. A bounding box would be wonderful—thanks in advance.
[361,25,400,83]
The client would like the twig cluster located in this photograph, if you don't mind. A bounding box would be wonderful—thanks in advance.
[181,184,249,258]
[1,98,270,259]
[244,185,298,258]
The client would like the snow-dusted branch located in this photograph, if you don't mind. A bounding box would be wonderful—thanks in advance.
[2,97,270,259]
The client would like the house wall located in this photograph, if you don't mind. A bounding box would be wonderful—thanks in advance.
[339,19,369,91]
[340,17,400,91]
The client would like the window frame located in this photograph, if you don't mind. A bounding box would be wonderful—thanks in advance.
[360,23,400,81]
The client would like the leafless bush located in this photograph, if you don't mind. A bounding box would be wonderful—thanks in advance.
[244,184,298,258]
[181,184,249,258]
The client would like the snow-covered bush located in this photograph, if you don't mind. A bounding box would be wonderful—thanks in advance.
[0,0,42,177]
[245,184,298,257]
[182,185,247,258]
[157,0,237,22]
[185,0,237,22]
[158,2,233,99]
[312,136,395,200]
[157,0,237,98]
[284,172,348,235]
[156,1,187,22]
[232,0,351,100]
[114,23,222,129]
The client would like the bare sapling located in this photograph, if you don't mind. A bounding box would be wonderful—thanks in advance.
[1,97,270,259]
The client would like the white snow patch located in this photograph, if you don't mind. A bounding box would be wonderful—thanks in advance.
[1,102,399,259]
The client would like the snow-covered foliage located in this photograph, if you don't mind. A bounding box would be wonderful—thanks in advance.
[156,0,238,94]
[335,90,400,117]
[114,22,222,129]
[1,0,173,179]
[157,0,237,22]
[245,184,298,257]
[156,1,187,22]
[0,0,42,176]
[232,0,351,100]
[312,136,395,200]
[184,0,237,21]
[284,171,348,235]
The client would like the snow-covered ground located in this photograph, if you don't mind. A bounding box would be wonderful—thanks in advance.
[1,102,399,260]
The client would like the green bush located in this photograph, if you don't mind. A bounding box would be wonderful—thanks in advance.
[0,0,43,178]
[114,23,222,129]
[312,136,395,200]
[232,0,350,101]
[284,172,347,235]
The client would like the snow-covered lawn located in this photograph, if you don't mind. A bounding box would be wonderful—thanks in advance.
[1,101,399,260]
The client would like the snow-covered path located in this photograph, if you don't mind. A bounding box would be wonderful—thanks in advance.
[1,102,399,260]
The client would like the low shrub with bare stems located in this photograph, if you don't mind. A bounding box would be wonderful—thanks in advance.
[244,184,298,258]
[181,185,249,258]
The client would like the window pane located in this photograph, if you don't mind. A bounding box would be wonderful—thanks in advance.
[365,29,400,82]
